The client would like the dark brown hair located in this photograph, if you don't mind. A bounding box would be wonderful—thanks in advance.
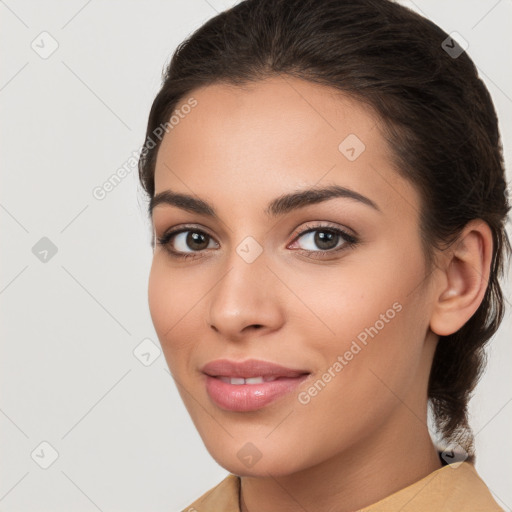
[138,0,510,459]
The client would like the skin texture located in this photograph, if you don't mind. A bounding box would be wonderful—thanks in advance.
[148,76,493,512]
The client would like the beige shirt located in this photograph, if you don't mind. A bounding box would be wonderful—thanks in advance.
[181,462,503,511]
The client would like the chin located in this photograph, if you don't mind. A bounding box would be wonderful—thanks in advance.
[215,454,297,478]
[201,436,309,478]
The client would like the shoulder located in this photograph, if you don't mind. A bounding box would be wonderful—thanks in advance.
[180,474,240,512]
[360,462,503,511]
[179,463,502,512]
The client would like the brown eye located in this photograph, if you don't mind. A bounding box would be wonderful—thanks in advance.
[314,230,339,250]
[157,228,219,257]
[185,231,211,251]
[288,223,359,260]
[295,228,349,252]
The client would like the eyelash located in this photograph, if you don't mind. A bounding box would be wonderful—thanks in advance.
[156,222,359,261]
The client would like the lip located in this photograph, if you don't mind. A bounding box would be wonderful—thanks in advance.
[202,358,309,379]
[202,358,310,412]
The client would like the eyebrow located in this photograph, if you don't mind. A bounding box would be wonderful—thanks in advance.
[148,184,381,218]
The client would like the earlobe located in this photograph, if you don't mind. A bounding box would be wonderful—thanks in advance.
[429,220,493,337]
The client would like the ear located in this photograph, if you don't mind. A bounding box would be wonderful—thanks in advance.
[429,219,493,337]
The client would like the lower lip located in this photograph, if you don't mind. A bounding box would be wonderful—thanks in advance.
[205,375,309,412]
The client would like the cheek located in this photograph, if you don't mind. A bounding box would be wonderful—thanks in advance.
[148,257,224,381]
[284,255,407,346]
[290,242,429,402]
[300,235,426,339]
[148,258,196,361]
[148,259,172,339]
[282,300,427,471]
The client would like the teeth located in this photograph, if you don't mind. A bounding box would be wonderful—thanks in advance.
[218,376,277,385]
[245,377,264,384]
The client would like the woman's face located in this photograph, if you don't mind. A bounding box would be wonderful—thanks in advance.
[148,76,439,476]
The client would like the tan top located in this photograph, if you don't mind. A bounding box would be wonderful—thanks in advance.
[181,462,503,511]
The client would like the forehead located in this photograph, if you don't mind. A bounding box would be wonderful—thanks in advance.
[154,76,419,219]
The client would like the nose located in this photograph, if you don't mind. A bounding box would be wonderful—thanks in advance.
[206,251,285,341]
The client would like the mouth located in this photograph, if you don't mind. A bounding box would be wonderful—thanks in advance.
[201,358,309,379]
[217,375,289,384]
[201,358,310,412]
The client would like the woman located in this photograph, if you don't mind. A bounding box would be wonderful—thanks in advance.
[138,0,510,510]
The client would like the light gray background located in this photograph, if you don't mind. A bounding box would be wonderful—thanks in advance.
[1,1,511,510]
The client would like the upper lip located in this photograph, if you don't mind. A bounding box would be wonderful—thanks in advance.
[201,358,310,379]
